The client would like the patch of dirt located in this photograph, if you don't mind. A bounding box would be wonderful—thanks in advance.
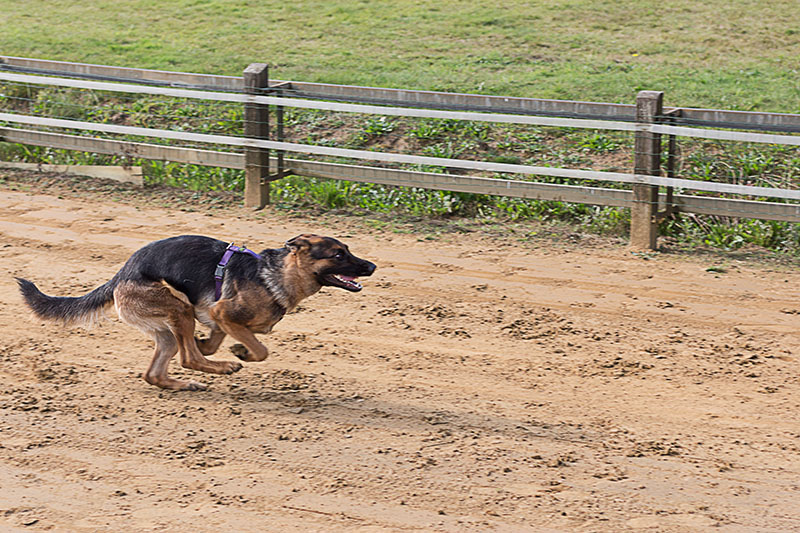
[1,169,800,532]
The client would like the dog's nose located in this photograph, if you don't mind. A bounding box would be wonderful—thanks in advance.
[363,261,377,276]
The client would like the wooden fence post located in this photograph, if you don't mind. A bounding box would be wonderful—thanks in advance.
[243,63,269,208]
[630,90,664,250]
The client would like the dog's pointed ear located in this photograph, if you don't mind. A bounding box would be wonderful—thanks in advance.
[285,234,315,252]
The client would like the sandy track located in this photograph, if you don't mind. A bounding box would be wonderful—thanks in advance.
[1,181,799,532]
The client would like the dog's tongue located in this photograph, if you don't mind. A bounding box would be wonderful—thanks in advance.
[339,275,356,282]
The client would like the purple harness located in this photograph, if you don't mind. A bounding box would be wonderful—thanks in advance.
[214,243,262,301]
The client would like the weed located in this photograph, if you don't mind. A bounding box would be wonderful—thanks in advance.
[409,120,442,140]
[488,155,522,165]
[579,134,622,153]
[362,116,395,137]
[586,207,629,235]
[703,225,745,250]
[423,141,470,159]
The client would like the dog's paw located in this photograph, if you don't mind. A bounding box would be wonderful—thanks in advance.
[222,361,243,374]
[183,381,208,391]
[230,343,249,361]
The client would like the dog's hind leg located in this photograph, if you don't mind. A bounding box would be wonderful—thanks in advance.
[115,280,240,390]
[172,311,243,376]
[144,330,206,391]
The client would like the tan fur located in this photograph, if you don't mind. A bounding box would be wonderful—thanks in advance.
[114,280,242,391]
[113,234,369,391]
[32,234,374,391]
[207,243,327,364]
[161,280,192,306]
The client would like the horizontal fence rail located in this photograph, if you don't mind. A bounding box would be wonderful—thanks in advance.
[0,56,244,92]
[0,56,638,120]
[5,56,800,133]
[649,124,800,146]
[1,56,800,248]
[4,112,799,201]
[0,127,245,169]
[3,71,800,147]
[0,71,638,131]
[5,127,800,223]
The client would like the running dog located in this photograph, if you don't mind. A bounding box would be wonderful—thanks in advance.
[17,234,376,391]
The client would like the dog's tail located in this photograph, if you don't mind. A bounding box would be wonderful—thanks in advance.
[16,276,118,327]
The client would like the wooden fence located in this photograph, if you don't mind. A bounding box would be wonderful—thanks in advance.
[1,56,799,249]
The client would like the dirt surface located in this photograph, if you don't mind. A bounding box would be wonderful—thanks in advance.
[1,173,800,532]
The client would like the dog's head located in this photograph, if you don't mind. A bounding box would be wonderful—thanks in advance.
[286,234,376,292]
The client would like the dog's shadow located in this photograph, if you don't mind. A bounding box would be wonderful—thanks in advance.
[151,374,601,447]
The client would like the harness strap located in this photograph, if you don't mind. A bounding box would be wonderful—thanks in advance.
[214,243,262,301]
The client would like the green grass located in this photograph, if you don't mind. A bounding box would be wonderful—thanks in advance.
[2,0,800,255]
[2,0,800,111]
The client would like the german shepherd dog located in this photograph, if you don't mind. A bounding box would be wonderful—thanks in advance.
[17,234,376,391]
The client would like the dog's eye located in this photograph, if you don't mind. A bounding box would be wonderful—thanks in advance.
[333,251,345,259]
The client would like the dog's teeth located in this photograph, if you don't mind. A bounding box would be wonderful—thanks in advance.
[334,274,359,286]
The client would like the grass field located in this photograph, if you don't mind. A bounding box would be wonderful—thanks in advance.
[3,0,800,111]
[2,0,800,254]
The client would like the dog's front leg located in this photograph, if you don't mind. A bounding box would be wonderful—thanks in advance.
[196,327,226,355]
[219,322,269,362]
[209,302,269,362]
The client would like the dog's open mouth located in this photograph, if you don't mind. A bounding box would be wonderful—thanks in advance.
[324,274,363,292]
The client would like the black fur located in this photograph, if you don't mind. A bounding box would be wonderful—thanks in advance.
[17,234,376,391]
[112,235,275,304]
[16,236,264,323]
[16,276,117,325]
[17,235,375,325]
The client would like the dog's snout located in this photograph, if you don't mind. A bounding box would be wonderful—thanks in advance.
[362,260,377,276]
